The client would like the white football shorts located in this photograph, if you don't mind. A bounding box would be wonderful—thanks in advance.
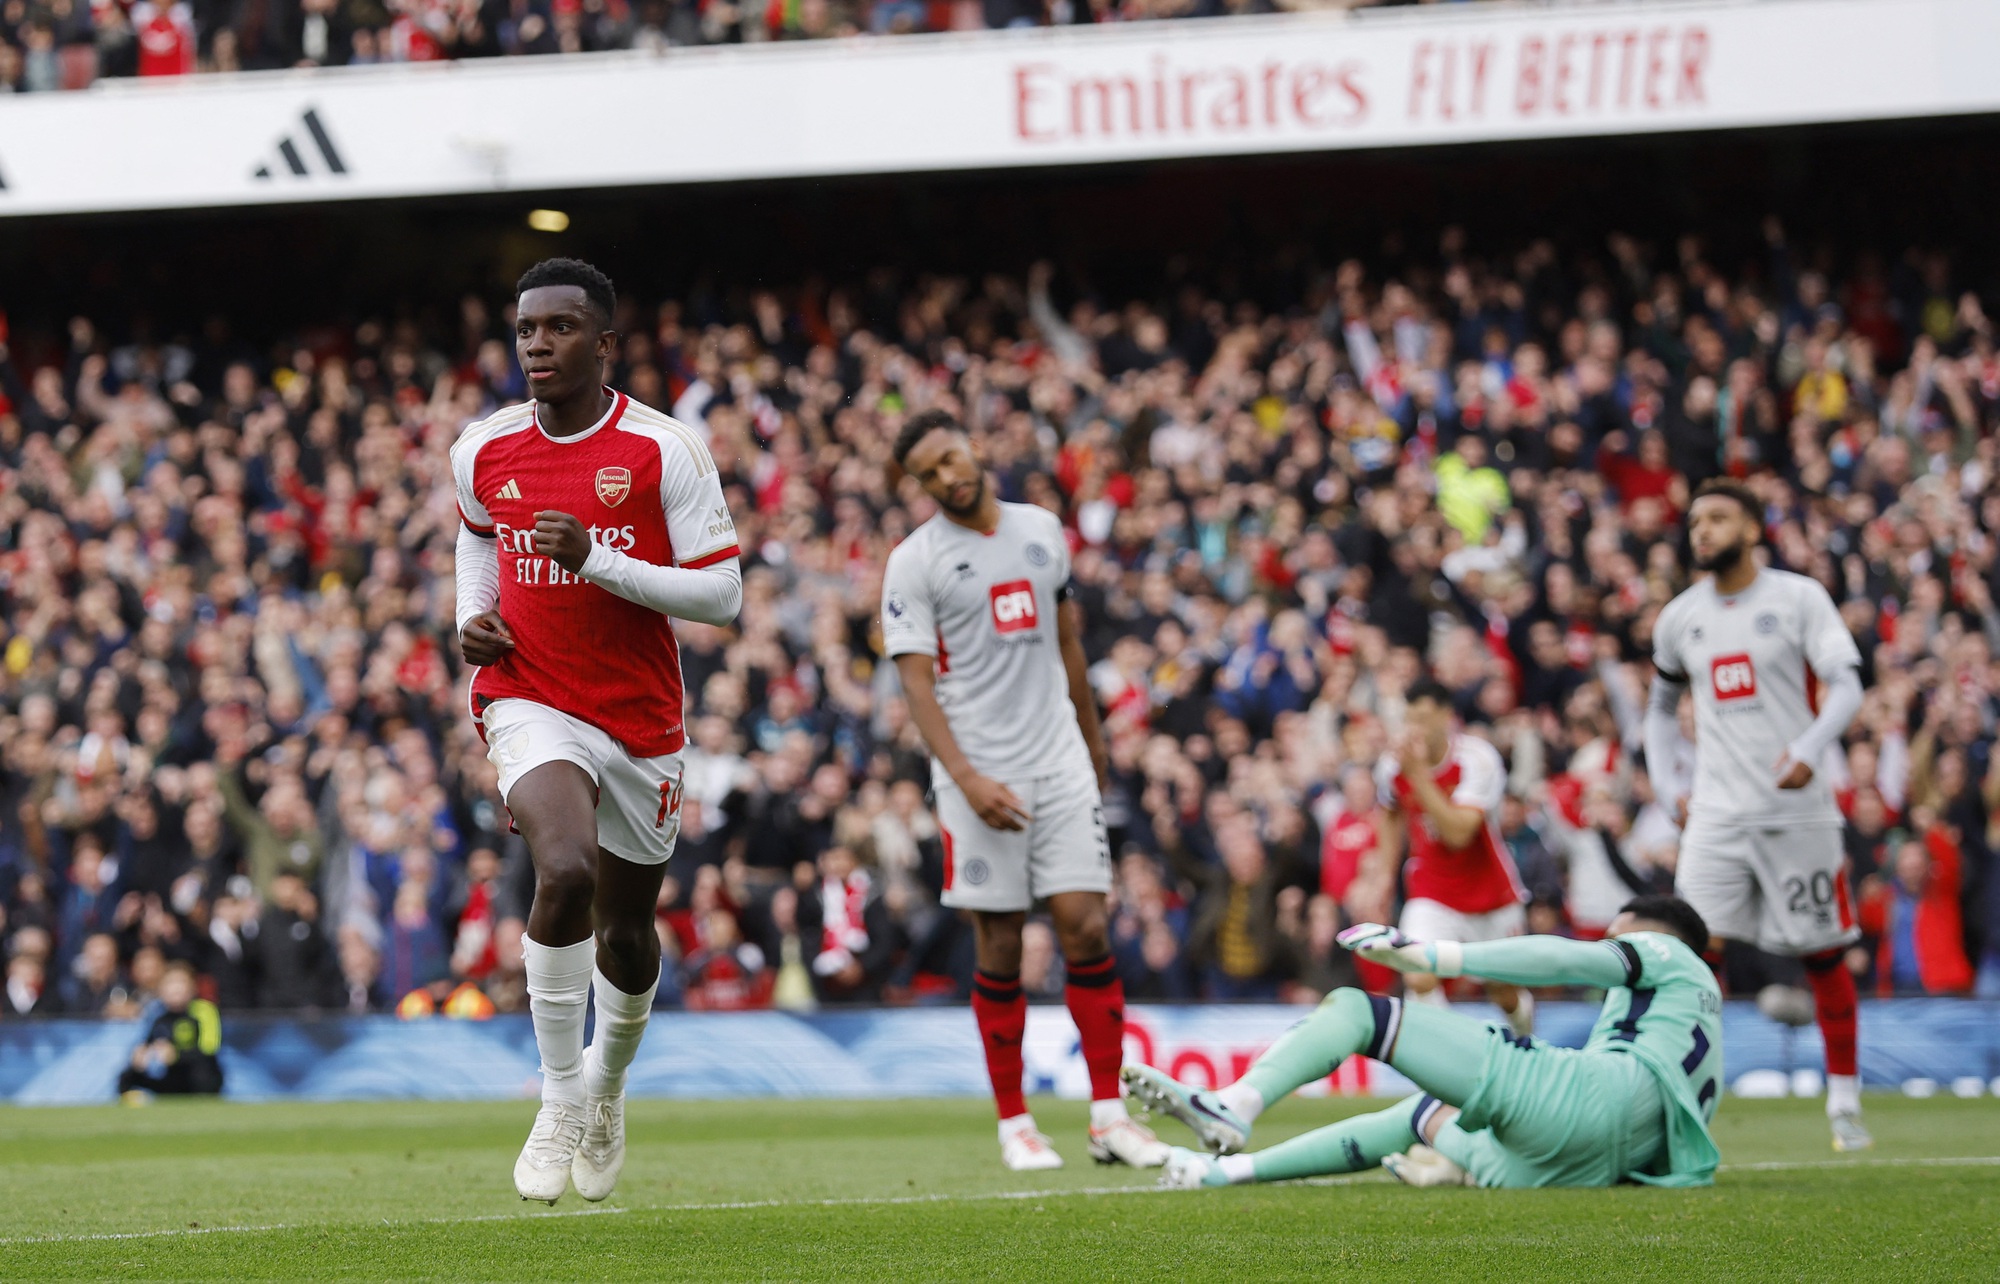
[1398,897,1527,946]
[480,697,684,866]
[933,768,1112,912]
[1398,898,1526,986]
[1675,819,1858,956]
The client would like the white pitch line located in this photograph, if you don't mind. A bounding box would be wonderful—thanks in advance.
[1717,1155,2000,1173]
[0,1187,1167,1246]
[5,1155,1995,1247]
[0,1203,634,1246]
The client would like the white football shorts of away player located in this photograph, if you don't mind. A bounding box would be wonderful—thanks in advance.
[1650,568,1863,955]
[880,502,1110,910]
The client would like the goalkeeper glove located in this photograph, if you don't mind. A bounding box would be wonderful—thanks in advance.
[1335,923,1464,978]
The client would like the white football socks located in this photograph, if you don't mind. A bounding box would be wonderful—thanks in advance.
[1088,1097,1129,1129]
[1827,1073,1862,1118]
[1409,984,1452,1008]
[523,934,595,1107]
[1218,1154,1257,1184]
[584,964,659,1100]
[998,1113,1039,1140]
[1215,1082,1266,1123]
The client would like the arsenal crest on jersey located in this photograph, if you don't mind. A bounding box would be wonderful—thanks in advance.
[595,467,632,507]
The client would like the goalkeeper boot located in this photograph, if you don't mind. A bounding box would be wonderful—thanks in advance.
[1384,1144,1474,1187]
[514,1098,585,1204]
[1121,1064,1249,1155]
[571,1050,627,1202]
[1159,1146,1230,1190]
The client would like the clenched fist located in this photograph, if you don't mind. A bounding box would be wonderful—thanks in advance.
[461,611,516,666]
[532,511,592,574]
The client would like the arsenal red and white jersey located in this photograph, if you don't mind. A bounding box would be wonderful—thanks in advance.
[451,391,738,757]
[1652,568,1860,827]
[1376,735,1526,915]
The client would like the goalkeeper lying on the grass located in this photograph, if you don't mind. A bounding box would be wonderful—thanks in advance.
[1124,895,1723,1189]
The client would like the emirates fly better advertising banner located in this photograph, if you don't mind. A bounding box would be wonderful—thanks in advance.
[0,0,1997,216]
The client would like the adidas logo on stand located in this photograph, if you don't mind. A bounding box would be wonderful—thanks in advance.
[252,108,348,181]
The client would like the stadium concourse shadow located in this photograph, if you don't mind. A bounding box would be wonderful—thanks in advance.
[3,1000,1995,1107]
[3,113,1999,344]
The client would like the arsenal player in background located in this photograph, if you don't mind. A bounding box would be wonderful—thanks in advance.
[453,259,742,1203]
[1368,679,1536,1038]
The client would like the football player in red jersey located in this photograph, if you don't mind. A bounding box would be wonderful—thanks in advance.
[1369,679,1535,1038]
[454,260,742,1203]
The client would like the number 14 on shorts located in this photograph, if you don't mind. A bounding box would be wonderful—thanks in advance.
[656,772,685,829]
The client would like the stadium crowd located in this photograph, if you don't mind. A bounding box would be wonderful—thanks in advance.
[3,218,1999,1024]
[2,0,1558,89]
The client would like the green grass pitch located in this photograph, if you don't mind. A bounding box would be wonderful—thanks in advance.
[2,1094,1996,1281]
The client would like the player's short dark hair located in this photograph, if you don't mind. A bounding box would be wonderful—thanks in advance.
[516,258,616,328]
[1692,478,1761,526]
[893,409,965,468]
[1405,677,1455,708]
[1618,895,1710,954]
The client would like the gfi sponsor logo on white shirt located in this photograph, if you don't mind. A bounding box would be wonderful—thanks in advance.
[989,580,1039,634]
[1710,653,1757,701]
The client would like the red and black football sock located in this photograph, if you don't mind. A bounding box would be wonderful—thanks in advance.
[1063,952,1126,1103]
[972,970,1028,1120]
[1803,949,1858,1078]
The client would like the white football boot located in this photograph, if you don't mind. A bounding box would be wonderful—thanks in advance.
[514,1099,585,1204]
[999,1119,1065,1171]
[1504,990,1536,1040]
[1088,1115,1170,1168]
[572,1054,627,1201]
[1830,1112,1874,1152]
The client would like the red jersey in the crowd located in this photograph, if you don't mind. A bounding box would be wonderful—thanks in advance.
[132,2,195,76]
[453,881,498,980]
[1376,734,1526,915]
[452,390,738,758]
[1319,807,1377,902]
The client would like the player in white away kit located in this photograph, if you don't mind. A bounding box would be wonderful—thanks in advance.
[1645,479,1869,1151]
[881,410,1167,1172]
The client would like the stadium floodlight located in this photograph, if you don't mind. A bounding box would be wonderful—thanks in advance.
[527,209,570,233]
